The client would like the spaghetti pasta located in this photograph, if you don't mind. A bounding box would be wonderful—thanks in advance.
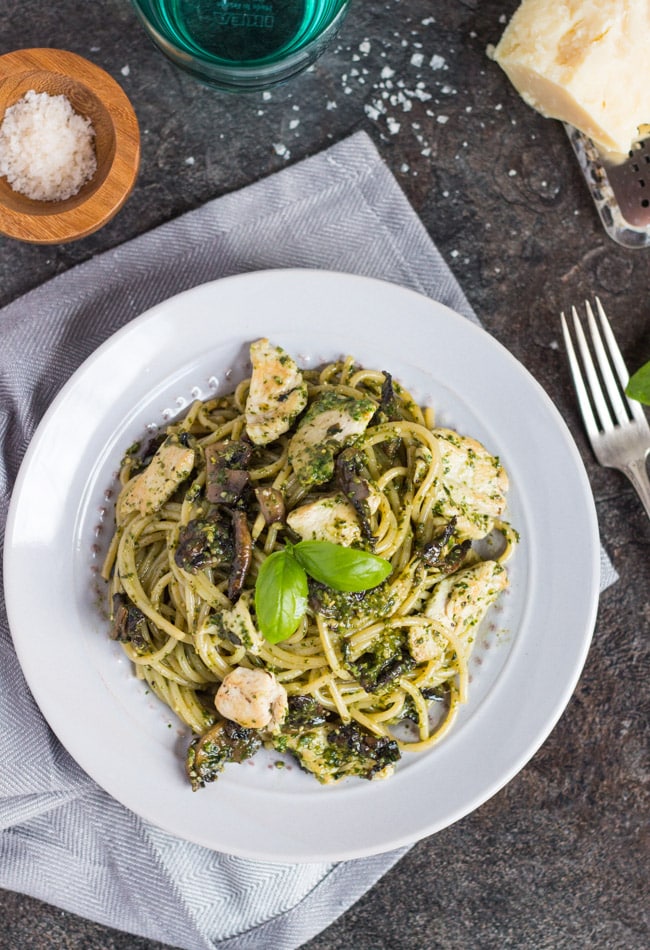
[103,339,516,787]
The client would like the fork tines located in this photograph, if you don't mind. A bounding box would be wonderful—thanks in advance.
[560,297,647,438]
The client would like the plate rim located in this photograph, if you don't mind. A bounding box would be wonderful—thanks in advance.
[4,268,601,861]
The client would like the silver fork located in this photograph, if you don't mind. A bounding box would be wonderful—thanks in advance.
[560,298,650,519]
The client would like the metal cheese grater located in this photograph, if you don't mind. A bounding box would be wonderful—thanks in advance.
[565,124,650,249]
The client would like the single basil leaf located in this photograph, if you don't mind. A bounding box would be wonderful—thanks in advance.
[255,549,308,644]
[293,540,392,593]
[625,360,650,406]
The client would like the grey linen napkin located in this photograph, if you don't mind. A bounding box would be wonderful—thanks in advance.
[0,130,617,950]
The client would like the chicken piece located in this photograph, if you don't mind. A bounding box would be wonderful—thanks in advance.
[407,622,446,665]
[432,428,508,539]
[287,490,380,545]
[245,339,308,446]
[214,593,264,655]
[215,667,288,731]
[117,436,195,524]
[422,560,508,659]
[288,391,376,488]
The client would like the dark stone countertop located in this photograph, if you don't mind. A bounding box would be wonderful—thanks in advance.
[0,2,648,948]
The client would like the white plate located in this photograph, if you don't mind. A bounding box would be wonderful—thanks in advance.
[4,269,600,862]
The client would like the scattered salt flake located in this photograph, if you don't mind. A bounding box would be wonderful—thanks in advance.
[359,39,371,54]
[90,46,100,53]
[400,163,410,173]
[495,103,503,111]
[326,100,337,110]
[410,52,425,67]
[381,66,395,79]
[430,54,446,70]
[422,17,435,25]
[421,146,432,157]
[121,65,130,77]
[289,118,300,130]
[437,115,449,124]
[364,104,381,121]
[386,116,401,135]
[508,168,517,176]
[262,91,272,101]
[273,142,289,157]
[450,249,459,258]
[499,13,507,23]
[184,156,195,166]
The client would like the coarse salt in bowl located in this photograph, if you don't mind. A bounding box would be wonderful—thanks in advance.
[0,48,140,244]
[0,88,98,202]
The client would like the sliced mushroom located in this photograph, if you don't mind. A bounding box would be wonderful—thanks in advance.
[205,440,252,505]
[254,486,286,525]
[227,509,253,602]
[174,509,234,574]
[335,450,376,540]
[186,719,262,791]
[110,592,148,650]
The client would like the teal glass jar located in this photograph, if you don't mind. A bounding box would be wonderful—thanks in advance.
[131,0,351,91]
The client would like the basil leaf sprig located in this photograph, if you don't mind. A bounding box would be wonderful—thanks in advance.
[254,541,392,644]
[625,360,650,406]
[292,540,392,593]
[254,549,308,645]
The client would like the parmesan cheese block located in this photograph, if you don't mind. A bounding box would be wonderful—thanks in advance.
[490,0,650,158]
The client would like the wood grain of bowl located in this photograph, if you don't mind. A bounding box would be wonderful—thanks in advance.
[0,48,140,244]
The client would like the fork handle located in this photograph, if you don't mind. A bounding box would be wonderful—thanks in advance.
[622,457,650,520]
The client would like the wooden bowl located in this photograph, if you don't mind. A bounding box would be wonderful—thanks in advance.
[0,48,140,244]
